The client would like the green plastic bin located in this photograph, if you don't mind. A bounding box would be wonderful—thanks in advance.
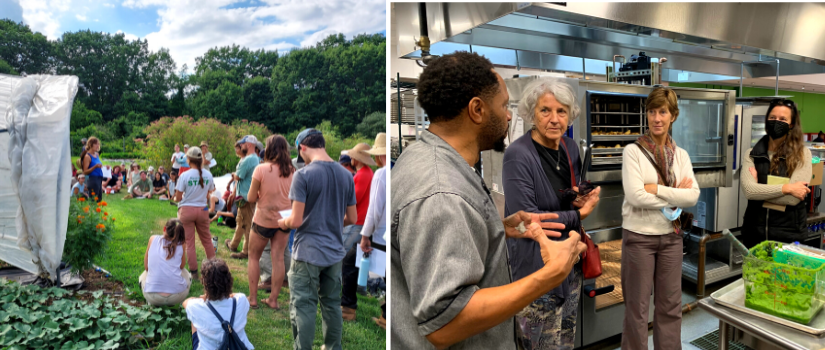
[743,241,825,324]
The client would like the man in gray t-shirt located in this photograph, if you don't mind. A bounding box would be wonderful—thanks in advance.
[279,128,357,350]
[391,52,586,350]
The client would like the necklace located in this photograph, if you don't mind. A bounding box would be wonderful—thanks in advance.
[538,143,561,171]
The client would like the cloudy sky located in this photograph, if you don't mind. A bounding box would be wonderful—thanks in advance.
[1,0,386,70]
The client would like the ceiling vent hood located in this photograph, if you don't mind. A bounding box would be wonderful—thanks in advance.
[393,2,825,79]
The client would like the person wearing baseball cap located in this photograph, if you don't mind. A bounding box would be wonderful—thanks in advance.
[340,143,375,321]
[279,128,356,349]
[225,135,262,259]
[338,154,356,175]
[360,133,388,328]
[174,146,217,275]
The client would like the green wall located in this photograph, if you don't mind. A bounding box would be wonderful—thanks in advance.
[669,83,825,133]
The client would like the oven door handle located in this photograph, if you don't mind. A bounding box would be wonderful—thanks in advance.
[583,284,614,298]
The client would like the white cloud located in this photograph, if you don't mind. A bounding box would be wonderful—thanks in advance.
[103,3,115,7]
[115,30,139,41]
[19,0,72,39]
[76,14,87,21]
[130,0,384,71]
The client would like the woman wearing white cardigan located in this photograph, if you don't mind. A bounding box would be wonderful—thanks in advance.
[621,87,700,350]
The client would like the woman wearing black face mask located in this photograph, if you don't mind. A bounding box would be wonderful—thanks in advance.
[741,99,812,248]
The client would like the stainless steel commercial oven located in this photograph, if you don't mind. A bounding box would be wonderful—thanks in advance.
[481,78,736,348]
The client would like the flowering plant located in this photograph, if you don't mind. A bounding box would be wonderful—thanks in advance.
[64,192,115,274]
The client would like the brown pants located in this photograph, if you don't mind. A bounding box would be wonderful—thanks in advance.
[230,201,256,254]
[179,206,216,270]
[621,229,683,350]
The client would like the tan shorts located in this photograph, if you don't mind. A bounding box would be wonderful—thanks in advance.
[139,269,192,306]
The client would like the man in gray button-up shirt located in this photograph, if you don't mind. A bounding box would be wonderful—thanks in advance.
[391,52,588,350]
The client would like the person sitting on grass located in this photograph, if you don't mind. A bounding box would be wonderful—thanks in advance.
[153,172,169,200]
[183,258,255,350]
[210,199,238,229]
[139,218,191,306]
[106,165,123,193]
[208,190,226,218]
[125,163,141,198]
[72,174,88,198]
[168,171,179,206]
[158,166,170,183]
[128,171,153,199]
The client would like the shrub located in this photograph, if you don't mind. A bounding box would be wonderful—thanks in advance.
[143,116,271,175]
[100,152,143,160]
[64,196,115,274]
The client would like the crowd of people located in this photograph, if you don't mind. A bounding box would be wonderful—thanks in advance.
[74,129,388,350]
[391,52,809,350]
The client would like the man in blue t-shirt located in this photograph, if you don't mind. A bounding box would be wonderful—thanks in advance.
[279,129,357,350]
[226,135,261,259]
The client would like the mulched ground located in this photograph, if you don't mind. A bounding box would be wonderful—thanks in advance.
[74,268,144,306]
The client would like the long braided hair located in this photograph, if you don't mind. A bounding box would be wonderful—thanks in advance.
[189,156,204,188]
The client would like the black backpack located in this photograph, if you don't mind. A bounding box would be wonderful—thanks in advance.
[206,298,249,350]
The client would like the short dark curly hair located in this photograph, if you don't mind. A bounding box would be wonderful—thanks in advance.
[417,51,500,123]
[201,258,233,301]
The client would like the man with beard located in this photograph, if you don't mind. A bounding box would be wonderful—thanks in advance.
[391,51,587,350]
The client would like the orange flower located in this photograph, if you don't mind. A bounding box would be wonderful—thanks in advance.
[83,207,89,213]
[100,201,107,207]
[104,212,108,216]
[77,219,82,224]
[96,207,101,213]
[112,217,116,222]
[78,197,85,202]
[94,197,98,201]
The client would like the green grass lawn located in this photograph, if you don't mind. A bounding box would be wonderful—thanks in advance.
[97,191,385,349]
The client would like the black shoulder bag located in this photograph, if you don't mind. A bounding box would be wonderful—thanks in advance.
[206,298,249,350]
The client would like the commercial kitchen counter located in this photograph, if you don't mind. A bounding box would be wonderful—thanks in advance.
[698,298,825,350]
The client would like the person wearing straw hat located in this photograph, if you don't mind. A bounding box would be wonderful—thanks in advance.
[359,133,387,329]
[200,141,213,169]
[340,142,375,321]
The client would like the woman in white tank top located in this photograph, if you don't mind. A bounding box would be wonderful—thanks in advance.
[139,219,192,306]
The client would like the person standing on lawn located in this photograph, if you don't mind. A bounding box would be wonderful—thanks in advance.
[79,136,104,202]
[180,144,192,174]
[279,128,357,350]
[171,144,185,177]
[175,146,217,275]
[340,142,375,321]
[140,219,191,306]
[201,141,213,169]
[225,135,261,260]
[359,132,388,329]
[245,135,294,310]
[338,154,356,175]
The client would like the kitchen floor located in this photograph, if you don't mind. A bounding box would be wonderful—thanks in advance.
[583,277,739,350]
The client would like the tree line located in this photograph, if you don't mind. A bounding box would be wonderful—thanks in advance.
[0,19,386,152]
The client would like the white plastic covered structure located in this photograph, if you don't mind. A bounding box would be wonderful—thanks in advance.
[0,74,77,281]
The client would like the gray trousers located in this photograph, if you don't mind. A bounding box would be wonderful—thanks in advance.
[621,229,683,350]
[260,240,291,283]
[288,259,343,350]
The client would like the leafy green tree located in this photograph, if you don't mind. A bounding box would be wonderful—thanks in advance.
[70,101,103,130]
[0,19,52,74]
[0,59,18,75]
[190,80,246,123]
[357,112,385,138]
[243,75,273,126]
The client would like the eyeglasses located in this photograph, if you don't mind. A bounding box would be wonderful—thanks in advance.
[770,99,797,110]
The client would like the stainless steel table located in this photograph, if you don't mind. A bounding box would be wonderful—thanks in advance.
[698,298,825,350]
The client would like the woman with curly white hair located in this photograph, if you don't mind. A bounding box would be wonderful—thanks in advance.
[502,78,601,349]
